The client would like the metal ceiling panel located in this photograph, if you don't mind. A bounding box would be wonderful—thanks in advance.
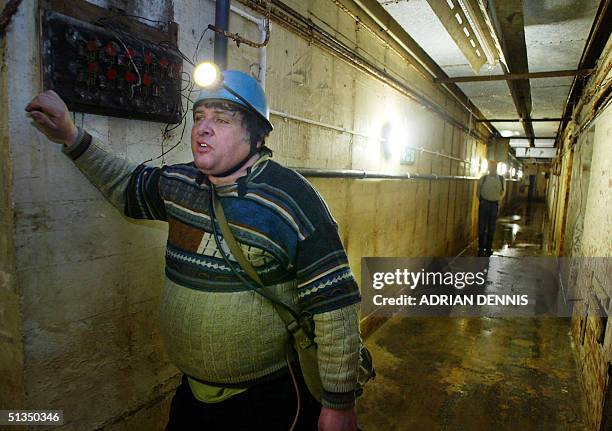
[382,0,469,68]
[530,76,574,118]
[378,0,599,142]
[515,147,557,158]
[491,121,524,137]
[458,80,516,118]
[532,121,561,136]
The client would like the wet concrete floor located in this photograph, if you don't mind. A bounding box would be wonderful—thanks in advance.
[357,202,588,431]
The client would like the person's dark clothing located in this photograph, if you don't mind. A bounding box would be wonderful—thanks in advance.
[165,365,321,431]
[478,199,498,256]
[477,173,505,256]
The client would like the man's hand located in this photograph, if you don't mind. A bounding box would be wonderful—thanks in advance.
[318,406,358,431]
[25,90,78,145]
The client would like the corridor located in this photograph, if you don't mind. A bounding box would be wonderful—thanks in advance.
[358,202,588,431]
[1,0,610,430]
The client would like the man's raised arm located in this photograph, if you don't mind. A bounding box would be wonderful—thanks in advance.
[26,90,166,221]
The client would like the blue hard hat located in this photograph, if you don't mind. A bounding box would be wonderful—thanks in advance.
[194,70,273,131]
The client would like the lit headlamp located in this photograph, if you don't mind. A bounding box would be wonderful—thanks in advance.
[193,62,223,88]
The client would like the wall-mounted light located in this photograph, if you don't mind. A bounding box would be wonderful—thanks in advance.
[497,162,507,176]
[511,167,516,177]
[480,158,488,174]
[471,158,479,175]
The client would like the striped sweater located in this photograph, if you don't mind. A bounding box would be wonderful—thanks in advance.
[63,130,362,409]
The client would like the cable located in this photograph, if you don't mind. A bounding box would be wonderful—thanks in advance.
[144,55,196,163]
[286,350,301,431]
[192,28,210,64]
[99,13,171,26]
[144,27,211,163]
[159,40,195,66]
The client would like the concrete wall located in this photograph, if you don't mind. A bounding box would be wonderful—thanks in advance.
[0,9,25,411]
[2,0,492,429]
[546,35,612,430]
[3,1,197,429]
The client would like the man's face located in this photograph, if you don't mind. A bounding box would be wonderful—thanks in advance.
[488,161,497,174]
[191,103,251,175]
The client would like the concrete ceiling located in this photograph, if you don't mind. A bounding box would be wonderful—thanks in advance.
[378,0,600,154]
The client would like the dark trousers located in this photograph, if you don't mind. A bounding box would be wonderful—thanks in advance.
[165,366,321,431]
[478,200,498,253]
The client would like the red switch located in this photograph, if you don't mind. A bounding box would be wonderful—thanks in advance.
[105,43,117,57]
[126,48,136,59]
[86,40,100,52]
[87,62,98,72]
[144,52,153,65]
[159,58,169,68]
[125,71,137,83]
[106,68,118,80]
[142,74,152,86]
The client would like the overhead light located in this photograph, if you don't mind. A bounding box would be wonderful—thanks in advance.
[534,138,555,147]
[456,0,501,67]
[500,130,519,137]
[426,0,485,71]
[510,138,529,147]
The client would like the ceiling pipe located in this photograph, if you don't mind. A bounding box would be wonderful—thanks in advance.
[435,69,594,83]
[292,168,481,181]
[556,0,611,148]
[487,0,535,146]
[477,118,564,122]
[238,0,490,142]
[230,4,268,88]
[214,0,230,70]
[334,0,497,137]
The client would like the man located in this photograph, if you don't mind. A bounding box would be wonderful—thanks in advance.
[477,160,505,257]
[26,70,361,431]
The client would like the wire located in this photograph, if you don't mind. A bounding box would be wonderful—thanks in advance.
[286,351,301,431]
[99,13,171,25]
[159,40,195,66]
[98,17,207,163]
[143,83,193,164]
[192,28,209,64]
[146,28,209,162]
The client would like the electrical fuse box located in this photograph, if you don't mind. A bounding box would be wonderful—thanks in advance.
[41,3,183,124]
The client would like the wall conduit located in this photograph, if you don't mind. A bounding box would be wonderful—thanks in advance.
[293,168,480,181]
[236,0,490,143]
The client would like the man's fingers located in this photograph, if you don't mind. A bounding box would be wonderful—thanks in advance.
[25,90,65,114]
[25,97,43,113]
[28,110,56,130]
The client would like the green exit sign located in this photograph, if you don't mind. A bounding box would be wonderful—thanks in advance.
[401,147,416,165]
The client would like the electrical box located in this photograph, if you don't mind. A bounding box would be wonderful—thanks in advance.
[40,1,182,123]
